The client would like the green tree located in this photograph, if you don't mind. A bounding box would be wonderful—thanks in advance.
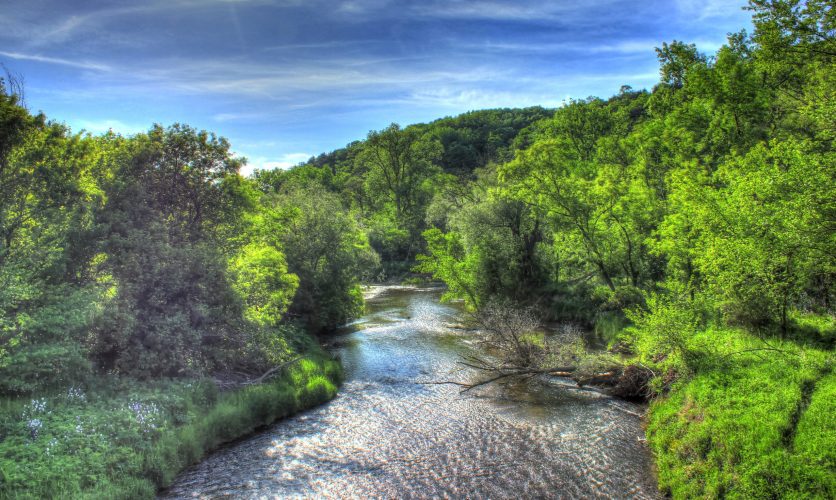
[0,81,106,392]
[93,125,247,377]
[271,185,379,331]
[359,123,441,220]
[357,124,442,260]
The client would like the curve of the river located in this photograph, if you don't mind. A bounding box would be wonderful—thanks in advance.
[162,285,658,499]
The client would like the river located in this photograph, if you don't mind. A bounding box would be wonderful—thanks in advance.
[162,285,658,498]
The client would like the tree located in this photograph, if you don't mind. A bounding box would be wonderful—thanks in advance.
[359,123,441,219]
[501,130,659,295]
[271,185,379,331]
[684,139,833,329]
[93,125,248,377]
[357,124,442,260]
[420,163,553,308]
[0,82,106,392]
[656,41,707,88]
[228,243,298,328]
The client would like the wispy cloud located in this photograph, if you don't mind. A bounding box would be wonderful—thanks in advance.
[1,0,281,48]
[212,111,270,123]
[261,40,381,52]
[336,0,393,15]
[408,0,620,22]
[0,51,111,71]
[675,0,747,20]
[463,40,657,56]
[409,87,562,109]
[129,56,503,99]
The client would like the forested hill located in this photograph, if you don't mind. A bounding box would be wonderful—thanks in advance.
[303,107,553,176]
[251,106,552,265]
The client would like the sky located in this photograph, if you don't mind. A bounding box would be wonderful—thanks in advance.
[1,0,752,175]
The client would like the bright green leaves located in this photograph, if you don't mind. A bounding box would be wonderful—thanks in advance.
[625,282,702,381]
[502,112,660,294]
[228,243,298,328]
[0,85,111,381]
[359,123,442,219]
[416,228,480,307]
[418,162,553,309]
[269,185,378,331]
[656,41,707,88]
[357,123,442,260]
[684,139,834,328]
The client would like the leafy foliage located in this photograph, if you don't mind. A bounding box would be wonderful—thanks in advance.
[270,185,379,331]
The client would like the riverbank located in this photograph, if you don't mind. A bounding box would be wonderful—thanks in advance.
[645,326,835,498]
[162,285,658,498]
[0,351,342,498]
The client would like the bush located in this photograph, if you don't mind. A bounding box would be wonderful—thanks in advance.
[593,285,645,312]
[0,342,92,396]
[624,287,702,389]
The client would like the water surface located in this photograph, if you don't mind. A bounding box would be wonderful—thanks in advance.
[162,286,657,498]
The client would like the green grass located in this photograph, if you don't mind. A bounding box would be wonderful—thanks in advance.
[789,311,836,347]
[0,353,342,499]
[646,327,835,499]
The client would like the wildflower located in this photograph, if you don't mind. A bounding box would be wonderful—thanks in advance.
[66,387,87,403]
[27,418,43,440]
[127,400,161,434]
[23,398,47,419]
[45,438,58,455]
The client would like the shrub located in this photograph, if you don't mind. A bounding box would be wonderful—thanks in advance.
[0,342,92,396]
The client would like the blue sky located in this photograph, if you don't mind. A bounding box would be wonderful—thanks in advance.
[1,0,752,174]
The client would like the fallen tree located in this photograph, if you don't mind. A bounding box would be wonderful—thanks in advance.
[432,300,652,399]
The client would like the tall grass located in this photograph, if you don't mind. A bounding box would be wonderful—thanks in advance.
[0,354,342,499]
[646,327,834,498]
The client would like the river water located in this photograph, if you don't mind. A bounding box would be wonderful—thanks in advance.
[162,285,658,499]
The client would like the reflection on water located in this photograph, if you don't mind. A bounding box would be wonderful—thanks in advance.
[162,286,658,499]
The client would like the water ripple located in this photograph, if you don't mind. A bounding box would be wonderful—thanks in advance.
[161,286,658,499]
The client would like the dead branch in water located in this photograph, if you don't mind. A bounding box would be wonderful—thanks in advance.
[424,299,650,397]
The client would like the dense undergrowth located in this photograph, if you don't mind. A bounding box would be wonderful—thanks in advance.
[0,354,342,499]
[645,325,834,498]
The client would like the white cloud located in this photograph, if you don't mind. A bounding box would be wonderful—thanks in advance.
[75,119,146,135]
[239,152,312,176]
[336,0,392,15]
[409,87,562,110]
[0,51,110,71]
[410,0,620,22]
[212,111,269,122]
[464,40,656,56]
[1,0,280,48]
[129,56,501,100]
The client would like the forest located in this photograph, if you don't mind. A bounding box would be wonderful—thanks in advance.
[0,0,834,498]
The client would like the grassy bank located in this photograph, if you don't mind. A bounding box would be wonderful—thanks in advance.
[645,327,835,498]
[0,353,342,499]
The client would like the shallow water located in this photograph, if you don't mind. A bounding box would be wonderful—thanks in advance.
[162,286,658,499]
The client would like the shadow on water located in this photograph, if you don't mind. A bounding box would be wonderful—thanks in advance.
[162,285,658,499]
